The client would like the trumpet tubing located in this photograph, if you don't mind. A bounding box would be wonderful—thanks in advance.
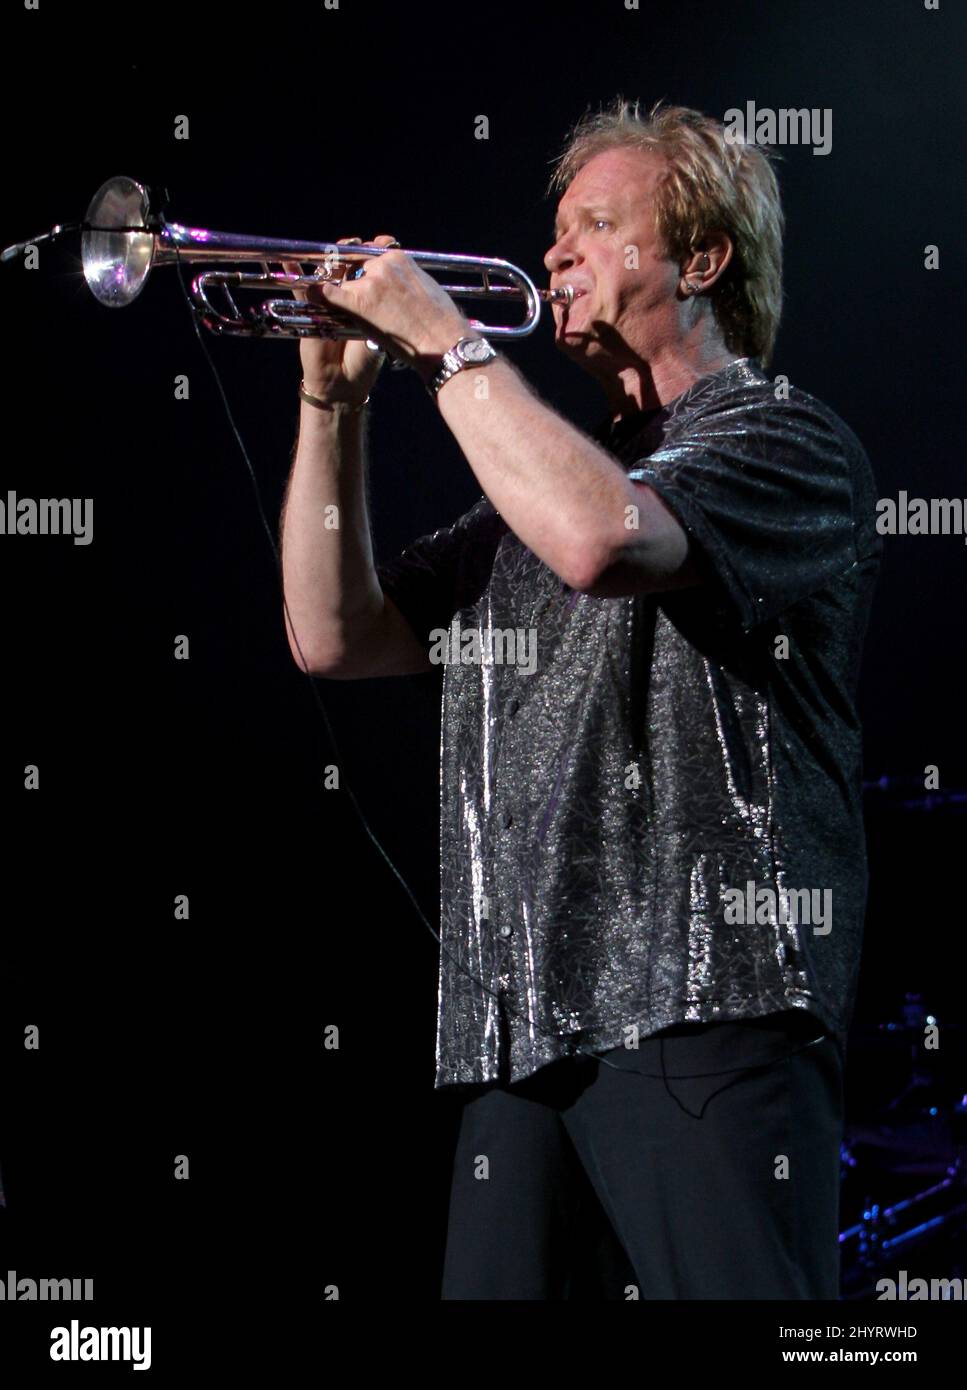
[80,176,574,340]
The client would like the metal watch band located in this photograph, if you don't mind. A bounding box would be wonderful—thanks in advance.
[427,336,497,398]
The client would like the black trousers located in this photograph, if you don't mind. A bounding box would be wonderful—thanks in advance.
[440,1009,844,1300]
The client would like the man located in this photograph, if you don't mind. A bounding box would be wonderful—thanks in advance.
[279,99,882,1299]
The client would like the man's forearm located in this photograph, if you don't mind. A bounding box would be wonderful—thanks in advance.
[433,354,634,591]
[279,402,384,671]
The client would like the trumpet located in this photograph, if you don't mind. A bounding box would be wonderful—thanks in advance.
[78,176,575,341]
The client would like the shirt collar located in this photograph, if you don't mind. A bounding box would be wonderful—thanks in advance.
[593,356,764,450]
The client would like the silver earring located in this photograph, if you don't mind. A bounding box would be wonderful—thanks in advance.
[683,279,703,294]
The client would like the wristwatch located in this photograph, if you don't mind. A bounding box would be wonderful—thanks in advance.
[428,335,498,398]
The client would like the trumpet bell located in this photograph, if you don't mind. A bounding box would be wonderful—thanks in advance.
[82,176,155,308]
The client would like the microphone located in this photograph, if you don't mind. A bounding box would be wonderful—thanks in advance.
[1,220,82,264]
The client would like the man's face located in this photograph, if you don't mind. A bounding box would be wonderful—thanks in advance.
[544,146,682,367]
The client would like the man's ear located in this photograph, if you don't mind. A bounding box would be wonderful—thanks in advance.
[681,233,733,290]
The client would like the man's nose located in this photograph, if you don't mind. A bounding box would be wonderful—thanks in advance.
[544,238,576,274]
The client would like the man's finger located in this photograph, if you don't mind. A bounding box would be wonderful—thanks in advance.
[281,258,307,302]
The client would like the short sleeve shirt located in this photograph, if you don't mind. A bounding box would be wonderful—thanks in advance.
[377,358,883,1088]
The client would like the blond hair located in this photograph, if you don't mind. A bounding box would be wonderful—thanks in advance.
[547,98,784,366]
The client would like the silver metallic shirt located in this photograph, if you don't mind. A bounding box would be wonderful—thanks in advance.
[376,358,882,1088]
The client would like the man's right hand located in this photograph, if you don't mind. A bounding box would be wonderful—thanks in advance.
[283,233,400,408]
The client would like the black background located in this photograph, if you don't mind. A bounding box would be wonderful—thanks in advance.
[1,0,965,1367]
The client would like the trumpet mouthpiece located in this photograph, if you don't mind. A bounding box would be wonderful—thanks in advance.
[542,284,575,306]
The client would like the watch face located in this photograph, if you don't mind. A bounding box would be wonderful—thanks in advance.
[460,338,493,363]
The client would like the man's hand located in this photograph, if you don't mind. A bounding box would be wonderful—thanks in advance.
[284,237,398,407]
[318,249,472,383]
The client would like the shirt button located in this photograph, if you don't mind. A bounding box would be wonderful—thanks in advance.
[498,924,513,938]
[500,809,513,829]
